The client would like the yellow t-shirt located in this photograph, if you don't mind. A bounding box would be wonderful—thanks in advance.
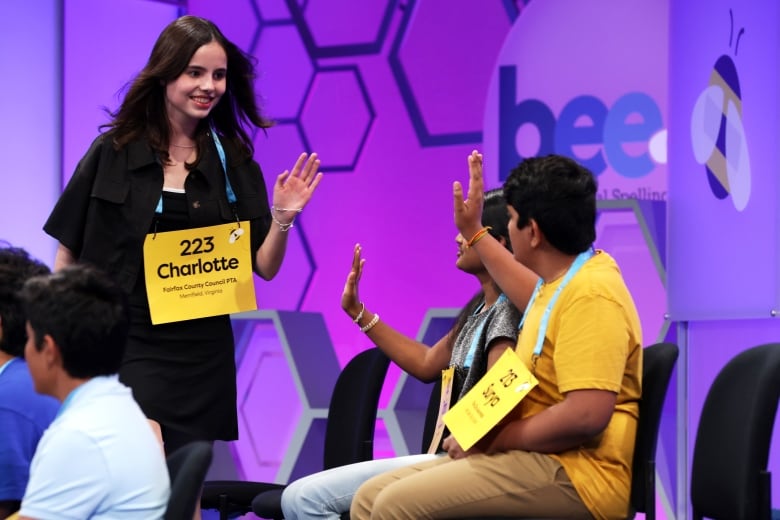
[515,250,642,520]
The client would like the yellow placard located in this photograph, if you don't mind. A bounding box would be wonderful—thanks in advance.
[143,221,257,324]
[443,348,538,451]
[426,366,455,454]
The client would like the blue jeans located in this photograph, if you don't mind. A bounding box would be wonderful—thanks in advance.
[281,454,440,520]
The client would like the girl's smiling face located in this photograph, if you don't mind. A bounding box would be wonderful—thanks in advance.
[165,40,227,129]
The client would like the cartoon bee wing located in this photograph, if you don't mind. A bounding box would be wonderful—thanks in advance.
[725,99,751,211]
[690,85,725,165]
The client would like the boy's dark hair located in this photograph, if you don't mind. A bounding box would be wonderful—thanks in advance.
[0,247,50,357]
[503,154,597,255]
[21,265,129,379]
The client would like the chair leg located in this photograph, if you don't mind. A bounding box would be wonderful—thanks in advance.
[760,471,772,520]
[219,494,228,520]
[645,460,655,520]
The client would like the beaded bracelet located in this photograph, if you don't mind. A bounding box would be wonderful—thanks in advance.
[466,226,492,247]
[271,206,303,213]
[352,302,366,323]
[360,313,380,333]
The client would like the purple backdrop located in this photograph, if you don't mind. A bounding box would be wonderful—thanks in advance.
[1,0,60,263]
[668,0,780,320]
[667,1,780,516]
[6,0,780,518]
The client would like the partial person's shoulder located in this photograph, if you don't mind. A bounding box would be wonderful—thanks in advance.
[570,250,635,304]
[83,133,110,156]
[578,250,624,283]
[0,361,59,421]
[493,296,522,319]
[71,133,114,175]
[487,296,522,337]
[32,422,109,474]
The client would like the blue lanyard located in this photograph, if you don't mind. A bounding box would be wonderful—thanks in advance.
[155,122,236,214]
[518,249,595,359]
[463,293,507,367]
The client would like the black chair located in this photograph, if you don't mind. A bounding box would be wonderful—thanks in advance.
[257,342,679,520]
[202,347,390,520]
[165,441,214,520]
[420,377,444,453]
[253,377,443,520]
[457,341,679,520]
[628,341,678,519]
[690,342,780,520]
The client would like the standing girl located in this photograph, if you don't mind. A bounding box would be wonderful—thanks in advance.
[43,15,322,454]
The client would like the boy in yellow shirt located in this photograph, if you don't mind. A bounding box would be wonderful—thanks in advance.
[351,153,642,520]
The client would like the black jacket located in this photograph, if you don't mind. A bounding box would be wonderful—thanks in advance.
[44,134,271,293]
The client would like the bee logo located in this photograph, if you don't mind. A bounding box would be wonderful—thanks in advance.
[690,9,750,211]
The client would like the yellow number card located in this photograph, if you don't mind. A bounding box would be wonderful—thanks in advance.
[426,366,455,454]
[444,348,538,451]
[143,221,257,324]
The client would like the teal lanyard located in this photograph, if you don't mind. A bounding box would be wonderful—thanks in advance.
[464,293,507,367]
[518,249,595,360]
[154,122,236,214]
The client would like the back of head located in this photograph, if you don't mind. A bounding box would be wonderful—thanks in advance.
[503,155,597,255]
[482,188,512,252]
[0,246,50,357]
[20,265,129,379]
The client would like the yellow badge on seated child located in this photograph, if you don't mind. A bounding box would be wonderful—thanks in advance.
[426,366,455,454]
[444,348,538,451]
[143,222,257,324]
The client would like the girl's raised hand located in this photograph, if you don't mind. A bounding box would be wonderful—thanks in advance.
[341,243,365,318]
[272,152,323,212]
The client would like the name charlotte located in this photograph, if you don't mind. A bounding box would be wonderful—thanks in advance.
[156,256,239,279]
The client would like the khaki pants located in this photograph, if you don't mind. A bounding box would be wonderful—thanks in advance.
[351,451,593,519]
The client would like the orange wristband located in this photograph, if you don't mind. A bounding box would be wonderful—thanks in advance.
[466,226,492,247]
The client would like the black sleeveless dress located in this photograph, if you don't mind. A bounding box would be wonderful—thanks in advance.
[119,190,238,440]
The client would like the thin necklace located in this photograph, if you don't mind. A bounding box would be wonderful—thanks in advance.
[543,266,569,286]
[171,143,196,148]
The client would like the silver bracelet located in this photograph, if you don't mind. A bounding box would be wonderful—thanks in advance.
[271,206,303,213]
[360,313,380,333]
[352,302,365,323]
[271,213,294,232]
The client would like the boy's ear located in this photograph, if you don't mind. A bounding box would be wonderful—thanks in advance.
[40,334,62,368]
[528,219,543,248]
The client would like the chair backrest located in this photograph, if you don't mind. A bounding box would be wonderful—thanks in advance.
[629,342,679,518]
[691,343,780,520]
[322,348,390,470]
[420,378,443,454]
[165,441,213,520]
